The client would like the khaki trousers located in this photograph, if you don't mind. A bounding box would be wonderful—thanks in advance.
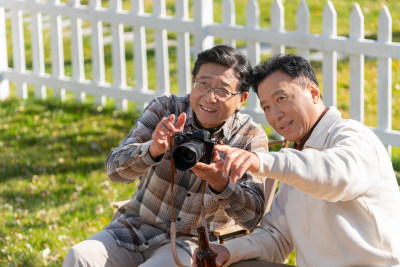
[63,230,194,267]
[230,260,293,267]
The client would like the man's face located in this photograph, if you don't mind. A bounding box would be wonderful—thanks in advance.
[258,71,321,143]
[190,63,248,128]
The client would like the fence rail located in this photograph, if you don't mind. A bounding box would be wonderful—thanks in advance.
[0,0,399,148]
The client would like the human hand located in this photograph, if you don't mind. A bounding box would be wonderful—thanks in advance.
[149,113,186,159]
[192,243,230,267]
[191,162,228,192]
[214,144,260,183]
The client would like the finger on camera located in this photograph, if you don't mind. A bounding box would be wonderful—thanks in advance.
[214,144,235,154]
[212,150,221,162]
[174,113,186,131]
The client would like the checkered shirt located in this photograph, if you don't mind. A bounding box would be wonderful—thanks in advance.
[104,94,268,252]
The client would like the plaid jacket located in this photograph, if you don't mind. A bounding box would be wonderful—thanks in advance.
[104,94,268,252]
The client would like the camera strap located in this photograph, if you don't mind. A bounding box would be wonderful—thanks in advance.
[169,136,208,267]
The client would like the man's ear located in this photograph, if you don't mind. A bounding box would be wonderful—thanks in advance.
[308,83,321,104]
[237,92,248,111]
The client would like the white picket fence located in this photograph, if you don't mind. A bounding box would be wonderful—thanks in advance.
[0,0,399,149]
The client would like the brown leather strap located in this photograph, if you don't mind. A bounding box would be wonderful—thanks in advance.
[169,136,190,267]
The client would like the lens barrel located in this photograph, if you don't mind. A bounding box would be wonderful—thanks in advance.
[172,141,205,171]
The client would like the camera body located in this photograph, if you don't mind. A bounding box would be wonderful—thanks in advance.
[172,130,217,171]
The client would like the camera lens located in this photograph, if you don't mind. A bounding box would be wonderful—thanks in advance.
[172,141,205,171]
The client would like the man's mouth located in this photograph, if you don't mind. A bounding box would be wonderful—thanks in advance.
[280,121,293,130]
[200,105,216,113]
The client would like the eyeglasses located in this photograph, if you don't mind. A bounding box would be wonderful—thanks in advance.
[193,80,241,102]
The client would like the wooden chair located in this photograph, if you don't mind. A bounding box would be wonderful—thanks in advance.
[111,139,290,244]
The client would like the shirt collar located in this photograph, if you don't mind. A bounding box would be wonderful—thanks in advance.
[293,107,330,150]
[301,106,341,150]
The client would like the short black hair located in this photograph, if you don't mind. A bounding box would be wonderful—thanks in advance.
[192,45,253,93]
[252,54,319,95]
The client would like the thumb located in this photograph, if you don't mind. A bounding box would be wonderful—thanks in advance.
[215,253,227,267]
[175,112,186,132]
[192,248,199,267]
[212,150,221,162]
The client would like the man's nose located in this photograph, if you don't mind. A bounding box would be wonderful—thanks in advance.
[275,109,284,121]
[205,88,217,102]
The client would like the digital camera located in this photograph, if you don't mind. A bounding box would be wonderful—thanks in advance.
[172,130,217,171]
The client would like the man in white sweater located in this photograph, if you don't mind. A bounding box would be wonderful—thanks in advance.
[193,54,400,267]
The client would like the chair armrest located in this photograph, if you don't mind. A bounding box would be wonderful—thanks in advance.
[111,199,129,209]
[212,225,249,244]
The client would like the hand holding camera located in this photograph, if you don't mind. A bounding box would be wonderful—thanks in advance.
[149,113,186,160]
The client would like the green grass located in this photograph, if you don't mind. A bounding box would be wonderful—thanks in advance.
[0,96,138,266]
[1,0,400,266]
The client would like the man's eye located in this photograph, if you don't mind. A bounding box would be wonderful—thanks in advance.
[218,89,229,95]
[277,96,285,102]
[263,106,270,112]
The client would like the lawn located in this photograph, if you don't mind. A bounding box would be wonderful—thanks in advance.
[1,0,400,266]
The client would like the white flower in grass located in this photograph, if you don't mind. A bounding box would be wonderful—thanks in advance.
[42,247,51,258]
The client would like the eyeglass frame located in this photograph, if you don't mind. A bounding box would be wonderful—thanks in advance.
[192,79,242,101]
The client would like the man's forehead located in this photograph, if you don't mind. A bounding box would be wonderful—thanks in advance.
[197,73,237,80]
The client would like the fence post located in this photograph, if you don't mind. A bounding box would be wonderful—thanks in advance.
[377,6,392,153]
[0,6,9,100]
[193,0,214,55]
[322,1,337,108]
[349,3,364,123]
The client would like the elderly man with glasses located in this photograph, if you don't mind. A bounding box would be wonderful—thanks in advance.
[63,45,269,266]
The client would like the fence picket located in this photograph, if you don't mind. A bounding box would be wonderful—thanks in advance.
[246,0,261,117]
[154,0,170,96]
[90,0,106,106]
[271,0,284,55]
[11,8,27,99]
[70,0,85,102]
[111,0,128,110]
[322,1,337,108]
[296,0,309,60]
[132,0,149,110]
[194,0,214,53]
[0,7,10,100]
[50,0,66,101]
[176,0,191,96]
[222,0,235,48]
[349,3,364,123]
[377,6,392,149]
[30,3,46,100]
